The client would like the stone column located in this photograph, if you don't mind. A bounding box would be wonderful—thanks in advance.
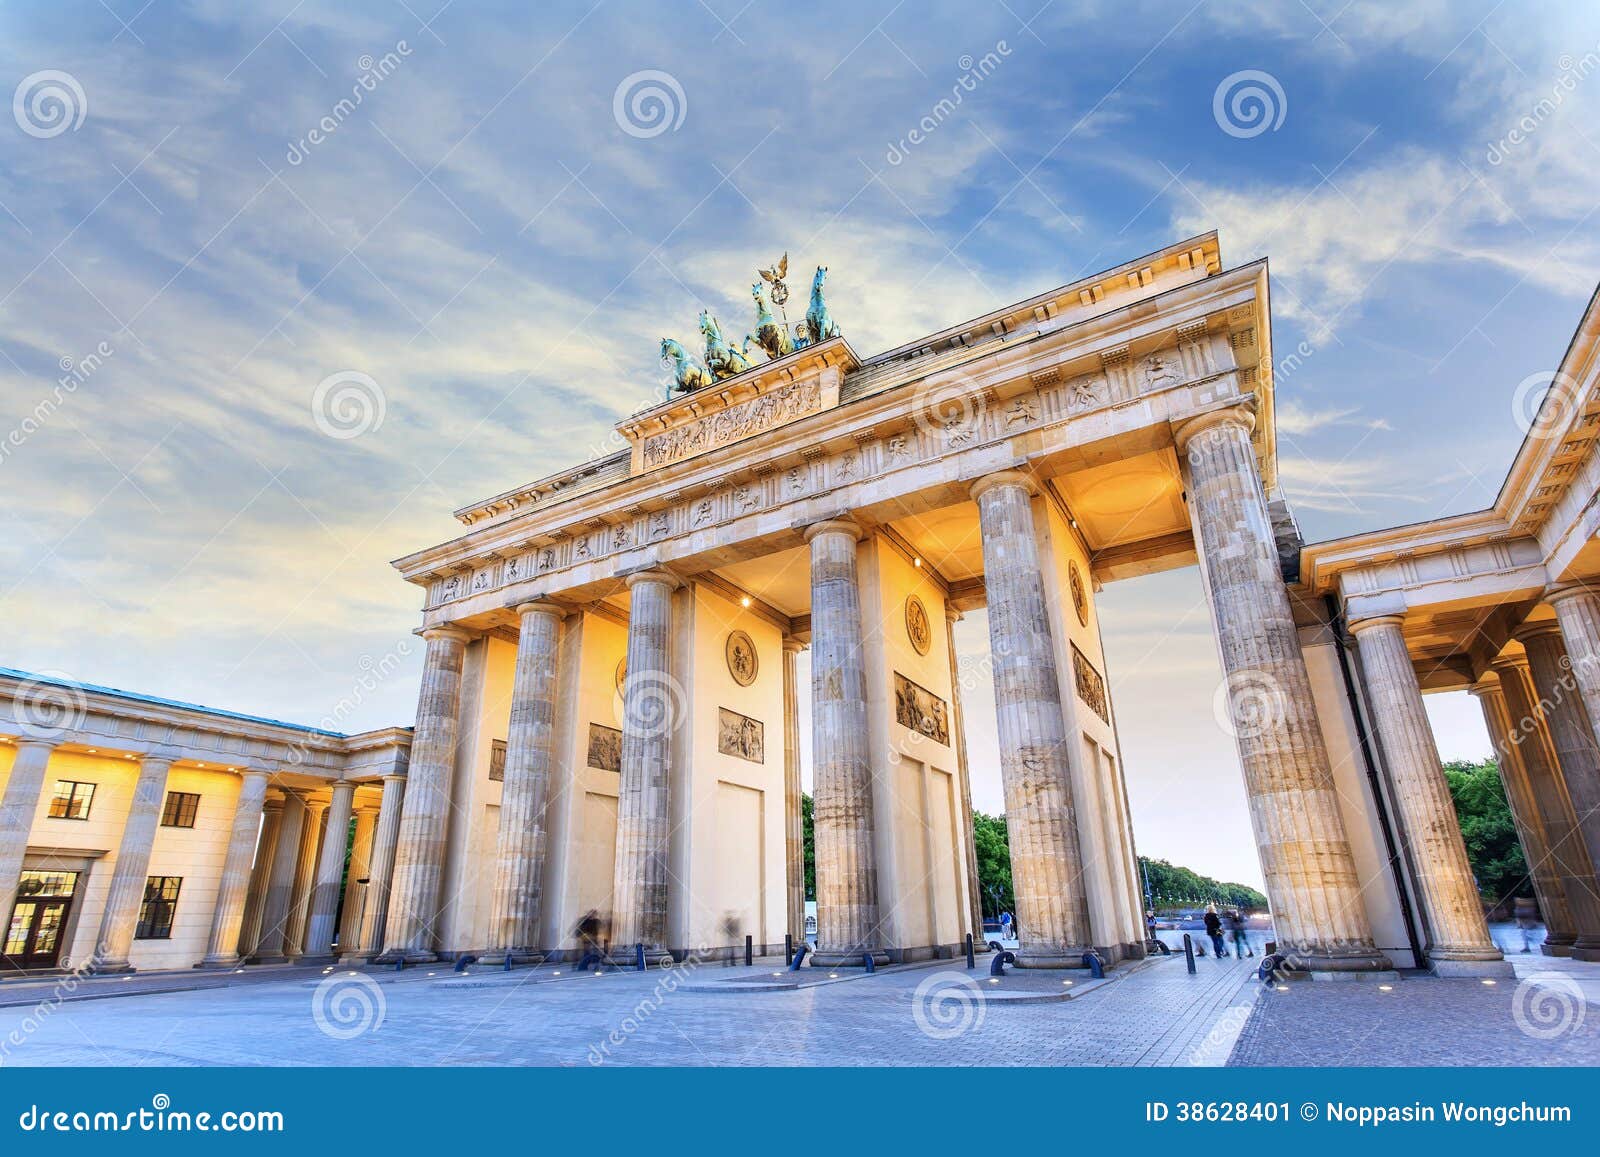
[237,796,284,959]
[970,474,1093,966]
[283,799,327,957]
[1513,625,1600,960]
[337,805,378,954]
[0,739,59,921]
[1543,586,1600,875]
[1348,616,1509,974]
[611,571,681,959]
[807,520,888,967]
[482,601,567,964]
[782,637,806,943]
[93,754,174,972]
[353,772,406,960]
[1471,675,1576,952]
[1492,654,1599,956]
[1175,404,1390,973]
[253,791,306,963]
[379,626,471,963]
[300,781,356,960]
[199,770,272,968]
[944,607,986,947]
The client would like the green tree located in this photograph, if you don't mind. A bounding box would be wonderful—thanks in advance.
[1138,857,1266,911]
[802,792,815,901]
[973,811,1014,916]
[1442,757,1528,905]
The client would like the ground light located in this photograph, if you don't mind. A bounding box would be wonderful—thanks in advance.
[1379,984,1394,992]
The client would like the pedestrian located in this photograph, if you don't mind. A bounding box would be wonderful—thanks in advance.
[1226,908,1252,958]
[1514,897,1538,954]
[574,909,603,972]
[1203,903,1226,959]
[1145,909,1158,940]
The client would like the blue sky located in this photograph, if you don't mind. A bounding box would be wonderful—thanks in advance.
[3,1,1598,887]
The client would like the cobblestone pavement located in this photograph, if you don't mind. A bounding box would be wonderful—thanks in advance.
[2,951,1592,1067]
[1230,956,1600,1067]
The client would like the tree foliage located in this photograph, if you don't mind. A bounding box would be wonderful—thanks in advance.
[973,811,1014,916]
[1138,857,1267,911]
[1442,757,1528,905]
[802,792,815,901]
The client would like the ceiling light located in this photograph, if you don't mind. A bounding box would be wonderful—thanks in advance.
[913,557,922,568]
[740,596,751,607]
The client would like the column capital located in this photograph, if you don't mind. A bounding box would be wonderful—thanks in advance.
[417,624,473,645]
[804,518,862,544]
[1346,612,1406,636]
[328,779,357,798]
[623,568,682,592]
[781,637,806,655]
[1545,582,1600,608]
[512,599,568,620]
[138,753,177,772]
[945,606,964,624]
[9,736,62,753]
[1466,674,1502,699]
[968,470,1038,503]
[381,771,408,784]
[1490,652,1534,676]
[237,768,271,784]
[1171,399,1257,454]
[1513,620,1564,645]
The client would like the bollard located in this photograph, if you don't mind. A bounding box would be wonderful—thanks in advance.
[634,943,646,972]
[1081,950,1104,979]
[788,942,809,971]
[503,951,514,972]
[1258,952,1287,984]
[862,952,875,973]
[745,935,753,967]
[989,949,1017,977]
[965,933,976,970]
[785,933,793,964]
[1183,933,1196,975]
[394,958,405,972]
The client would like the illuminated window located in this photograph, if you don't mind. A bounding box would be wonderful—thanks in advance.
[135,877,182,940]
[46,781,97,821]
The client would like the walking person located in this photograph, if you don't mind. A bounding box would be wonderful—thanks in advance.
[574,909,603,972]
[1203,903,1227,959]
[1226,908,1252,958]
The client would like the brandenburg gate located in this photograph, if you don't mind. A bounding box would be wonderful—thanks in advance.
[373,232,1576,978]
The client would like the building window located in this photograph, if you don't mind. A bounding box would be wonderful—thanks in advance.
[46,781,97,821]
[135,877,182,940]
[489,739,507,782]
[160,791,200,828]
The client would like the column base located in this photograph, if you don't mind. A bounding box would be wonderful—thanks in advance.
[1012,946,1098,969]
[195,956,242,970]
[1570,945,1600,963]
[1541,933,1576,957]
[1305,969,1403,983]
[1429,958,1516,978]
[250,954,297,966]
[476,949,550,966]
[1279,948,1395,974]
[372,949,437,965]
[604,947,675,969]
[295,953,338,966]
[809,949,890,968]
[89,961,135,975]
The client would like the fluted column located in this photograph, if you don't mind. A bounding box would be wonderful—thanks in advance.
[301,782,356,960]
[1175,403,1389,973]
[199,770,272,968]
[1492,654,1599,956]
[353,773,406,960]
[237,797,284,959]
[971,474,1093,966]
[482,601,567,964]
[283,799,328,957]
[782,637,806,943]
[337,805,378,954]
[93,755,174,971]
[1514,625,1600,960]
[611,571,680,958]
[1348,616,1508,973]
[944,608,985,947]
[0,739,59,921]
[1544,586,1600,876]
[380,625,471,962]
[252,791,306,962]
[806,520,887,966]
[1471,675,1576,952]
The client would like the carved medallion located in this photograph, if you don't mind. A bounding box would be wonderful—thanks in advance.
[615,658,627,692]
[725,630,758,686]
[1068,561,1089,626]
[905,594,932,656]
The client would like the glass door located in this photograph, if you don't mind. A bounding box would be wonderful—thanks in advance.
[3,870,80,971]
